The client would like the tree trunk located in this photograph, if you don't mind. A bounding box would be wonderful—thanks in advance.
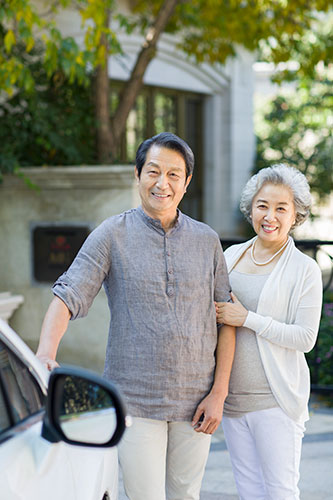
[95,60,113,162]
[95,11,114,163]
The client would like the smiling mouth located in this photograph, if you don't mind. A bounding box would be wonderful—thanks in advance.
[152,193,170,199]
[262,225,277,232]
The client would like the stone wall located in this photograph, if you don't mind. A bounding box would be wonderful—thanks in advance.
[0,165,139,373]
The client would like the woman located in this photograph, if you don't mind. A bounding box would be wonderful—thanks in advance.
[216,164,322,500]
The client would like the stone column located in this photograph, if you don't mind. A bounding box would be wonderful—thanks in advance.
[203,50,255,238]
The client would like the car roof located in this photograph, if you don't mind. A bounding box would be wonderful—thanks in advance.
[0,318,49,395]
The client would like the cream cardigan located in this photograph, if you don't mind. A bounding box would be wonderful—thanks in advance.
[224,236,323,423]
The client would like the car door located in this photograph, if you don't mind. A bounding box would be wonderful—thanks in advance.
[0,338,78,500]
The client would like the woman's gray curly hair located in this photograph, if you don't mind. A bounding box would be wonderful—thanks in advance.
[240,163,311,228]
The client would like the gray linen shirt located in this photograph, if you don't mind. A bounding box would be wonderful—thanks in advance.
[53,207,231,421]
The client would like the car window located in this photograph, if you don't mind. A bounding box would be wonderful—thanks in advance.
[0,385,11,433]
[0,340,44,434]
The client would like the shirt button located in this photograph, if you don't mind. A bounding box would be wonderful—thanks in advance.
[168,269,173,275]
[167,288,174,297]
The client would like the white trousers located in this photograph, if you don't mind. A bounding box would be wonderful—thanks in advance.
[118,417,211,500]
[222,407,305,500]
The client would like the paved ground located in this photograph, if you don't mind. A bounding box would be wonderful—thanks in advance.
[118,395,333,499]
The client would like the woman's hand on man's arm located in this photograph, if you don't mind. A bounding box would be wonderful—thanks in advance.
[215,292,248,327]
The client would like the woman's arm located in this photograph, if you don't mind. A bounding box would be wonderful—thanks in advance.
[216,265,322,353]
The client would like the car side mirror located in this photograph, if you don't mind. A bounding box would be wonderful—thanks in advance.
[42,366,127,447]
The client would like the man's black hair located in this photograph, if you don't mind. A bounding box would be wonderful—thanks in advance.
[135,132,194,179]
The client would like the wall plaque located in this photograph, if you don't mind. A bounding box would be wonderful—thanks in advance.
[33,226,90,283]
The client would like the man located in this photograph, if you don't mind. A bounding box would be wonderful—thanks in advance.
[37,132,235,500]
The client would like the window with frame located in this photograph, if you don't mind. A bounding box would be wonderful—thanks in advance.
[0,340,44,435]
[110,83,204,220]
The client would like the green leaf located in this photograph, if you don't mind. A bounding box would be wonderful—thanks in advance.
[4,29,16,53]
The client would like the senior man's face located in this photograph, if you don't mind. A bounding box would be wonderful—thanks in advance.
[135,145,192,224]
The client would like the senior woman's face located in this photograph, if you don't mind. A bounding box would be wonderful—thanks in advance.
[251,183,296,246]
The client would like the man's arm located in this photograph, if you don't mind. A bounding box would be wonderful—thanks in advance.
[36,296,71,370]
[192,324,236,434]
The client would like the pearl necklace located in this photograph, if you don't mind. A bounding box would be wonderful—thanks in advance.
[250,237,289,266]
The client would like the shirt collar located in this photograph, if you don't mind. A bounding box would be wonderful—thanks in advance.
[137,206,183,235]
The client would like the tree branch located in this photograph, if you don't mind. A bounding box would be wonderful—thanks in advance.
[111,0,179,144]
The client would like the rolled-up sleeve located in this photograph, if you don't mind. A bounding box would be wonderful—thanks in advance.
[52,220,112,319]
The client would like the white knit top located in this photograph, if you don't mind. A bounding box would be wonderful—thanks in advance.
[224,237,322,423]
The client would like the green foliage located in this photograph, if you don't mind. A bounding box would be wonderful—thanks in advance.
[0,0,332,177]
[306,292,333,387]
[133,0,331,66]
[255,74,333,200]
[259,11,333,81]
[2,0,331,94]
[0,46,97,179]
[255,13,333,200]
[0,0,121,95]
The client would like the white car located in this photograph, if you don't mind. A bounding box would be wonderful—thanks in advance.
[0,318,127,500]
